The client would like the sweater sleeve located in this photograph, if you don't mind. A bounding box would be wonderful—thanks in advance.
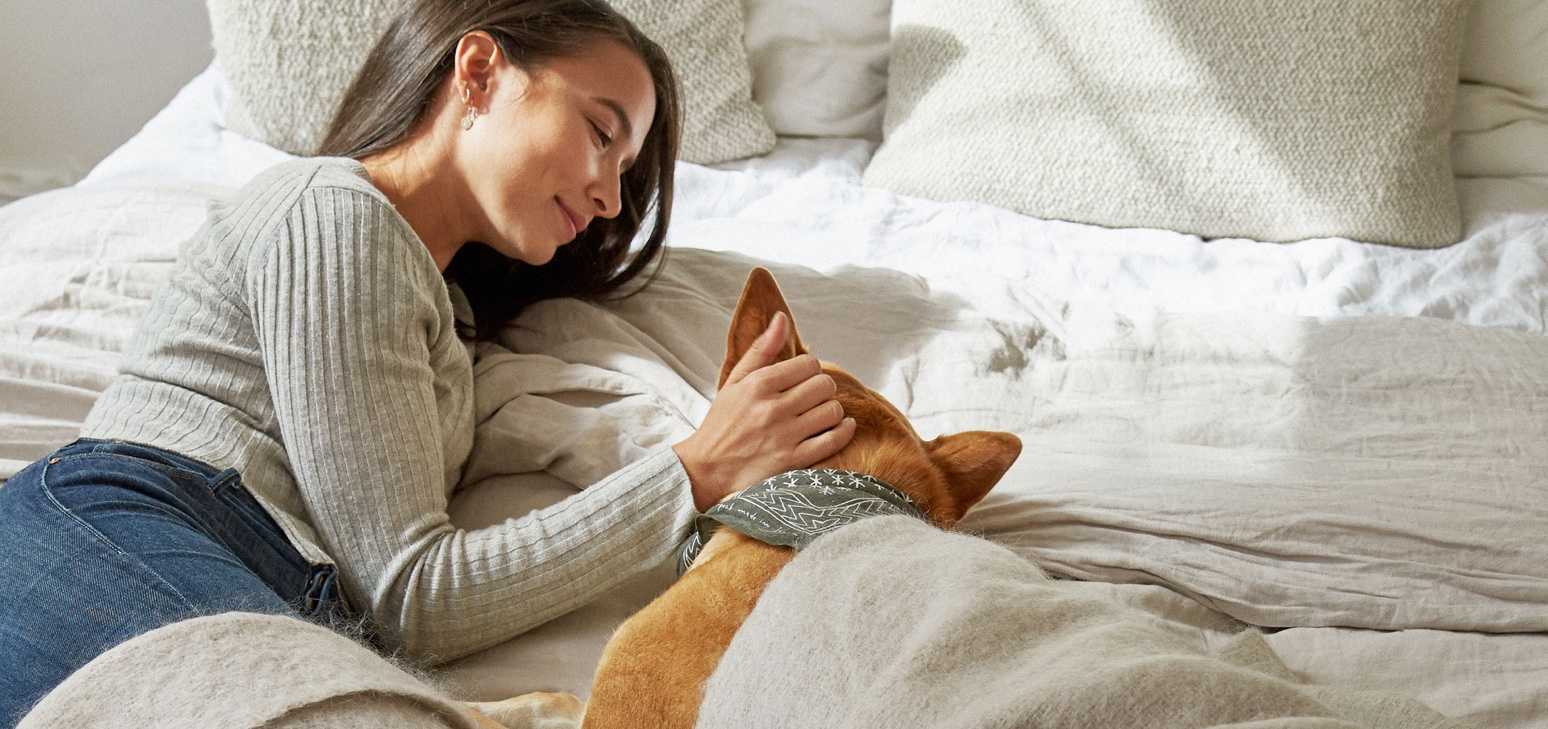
[245,185,698,663]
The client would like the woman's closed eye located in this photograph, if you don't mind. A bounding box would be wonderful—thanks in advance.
[589,119,613,148]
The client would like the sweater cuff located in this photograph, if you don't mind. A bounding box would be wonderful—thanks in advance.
[651,442,703,539]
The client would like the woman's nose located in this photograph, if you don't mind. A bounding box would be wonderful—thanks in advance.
[589,172,622,220]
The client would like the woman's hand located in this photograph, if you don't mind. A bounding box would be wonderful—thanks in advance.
[672,312,858,511]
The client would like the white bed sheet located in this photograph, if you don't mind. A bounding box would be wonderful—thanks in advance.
[3,65,1546,727]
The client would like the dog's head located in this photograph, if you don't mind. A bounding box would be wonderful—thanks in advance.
[718,267,1021,527]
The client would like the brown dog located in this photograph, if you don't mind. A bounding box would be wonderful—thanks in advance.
[471,267,1021,729]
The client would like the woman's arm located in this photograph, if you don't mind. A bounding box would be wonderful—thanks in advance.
[246,185,698,663]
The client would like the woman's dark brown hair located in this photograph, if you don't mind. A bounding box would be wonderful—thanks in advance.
[318,0,681,342]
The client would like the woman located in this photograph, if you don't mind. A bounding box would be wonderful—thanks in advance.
[0,0,855,722]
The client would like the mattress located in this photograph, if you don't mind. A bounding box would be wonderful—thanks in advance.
[1,65,1545,727]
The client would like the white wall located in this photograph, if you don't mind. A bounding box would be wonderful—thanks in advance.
[0,1,212,200]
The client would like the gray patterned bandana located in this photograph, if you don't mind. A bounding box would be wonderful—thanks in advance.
[675,468,926,576]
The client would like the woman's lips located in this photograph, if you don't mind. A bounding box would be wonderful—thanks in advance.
[555,198,579,241]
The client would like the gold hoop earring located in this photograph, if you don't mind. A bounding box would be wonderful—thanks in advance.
[460,83,477,131]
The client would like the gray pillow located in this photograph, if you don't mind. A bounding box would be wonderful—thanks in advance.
[864,0,1473,248]
[207,0,774,164]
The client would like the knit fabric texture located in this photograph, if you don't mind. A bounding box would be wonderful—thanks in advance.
[864,0,1472,248]
[206,0,774,164]
[17,612,479,729]
[609,0,776,163]
[80,156,698,664]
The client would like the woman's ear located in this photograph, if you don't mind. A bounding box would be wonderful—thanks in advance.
[453,31,504,107]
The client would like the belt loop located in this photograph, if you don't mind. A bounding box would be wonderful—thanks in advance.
[303,564,333,614]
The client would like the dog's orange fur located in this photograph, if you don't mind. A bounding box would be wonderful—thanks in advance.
[555,268,1020,729]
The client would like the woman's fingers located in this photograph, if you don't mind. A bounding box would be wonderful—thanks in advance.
[779,370,839,419]
[723,312,788,386]
[789,399,846,437]
[752,353,822,393]
[790,416,857,467]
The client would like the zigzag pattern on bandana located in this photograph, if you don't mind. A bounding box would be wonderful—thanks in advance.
[675,468,924,575]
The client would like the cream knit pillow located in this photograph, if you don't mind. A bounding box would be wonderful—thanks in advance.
[864,0,1473,248]
[207,0,774,164]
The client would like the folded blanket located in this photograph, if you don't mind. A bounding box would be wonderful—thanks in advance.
[696,515,1469,729]
[18,612,478,729]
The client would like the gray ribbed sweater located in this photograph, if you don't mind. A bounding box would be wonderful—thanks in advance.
[81,157,697,664]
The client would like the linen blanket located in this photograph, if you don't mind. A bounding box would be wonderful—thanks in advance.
[695,515,1468,729]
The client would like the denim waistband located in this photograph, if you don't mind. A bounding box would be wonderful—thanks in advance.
[56,438,223,478]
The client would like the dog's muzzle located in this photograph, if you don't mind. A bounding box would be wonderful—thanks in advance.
[675,468,925,575]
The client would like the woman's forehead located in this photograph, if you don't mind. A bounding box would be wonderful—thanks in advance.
[542,41,654,136]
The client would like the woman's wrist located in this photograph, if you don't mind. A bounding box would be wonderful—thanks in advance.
[671,436,718,512]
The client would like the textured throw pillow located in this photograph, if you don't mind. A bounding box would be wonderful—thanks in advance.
[1453,0,1548,178]
[864,0,1472,248]
[207,0,774,164]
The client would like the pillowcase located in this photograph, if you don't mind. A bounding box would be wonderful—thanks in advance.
[1453,0,1548,178]
[864,0,1472,248]
[743,0,891,140]
[206,0,774,164]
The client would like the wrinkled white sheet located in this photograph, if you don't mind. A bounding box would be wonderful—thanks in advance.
[480,249,1548,633]
[447,247,1548,727]
[2,65,1546,727]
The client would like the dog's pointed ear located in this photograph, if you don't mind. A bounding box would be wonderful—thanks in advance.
[718,267,808,389]
[926,431,1022,518]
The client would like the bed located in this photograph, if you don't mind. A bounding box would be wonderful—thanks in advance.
[2,0,1546,726]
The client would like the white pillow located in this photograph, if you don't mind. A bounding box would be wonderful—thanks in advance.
[743,0,891,140]
[207,0,774,164]
[1453,0,1548,178]
[864,0,1471,248]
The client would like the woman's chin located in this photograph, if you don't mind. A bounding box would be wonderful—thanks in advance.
[514,243,558,266]
[489,237,557,266]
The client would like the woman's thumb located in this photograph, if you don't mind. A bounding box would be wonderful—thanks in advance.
[760,311,787,350]
[726,312,787,385]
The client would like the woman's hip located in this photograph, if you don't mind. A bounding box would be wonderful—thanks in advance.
[0,438,351,726]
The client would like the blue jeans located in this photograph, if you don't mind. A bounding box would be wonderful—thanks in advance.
[0,438,357,727]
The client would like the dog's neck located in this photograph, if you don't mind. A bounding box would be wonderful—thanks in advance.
[820,437,950,523]
[676,468,924,575]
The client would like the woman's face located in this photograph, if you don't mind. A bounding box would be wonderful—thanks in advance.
[456,37,656,266]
